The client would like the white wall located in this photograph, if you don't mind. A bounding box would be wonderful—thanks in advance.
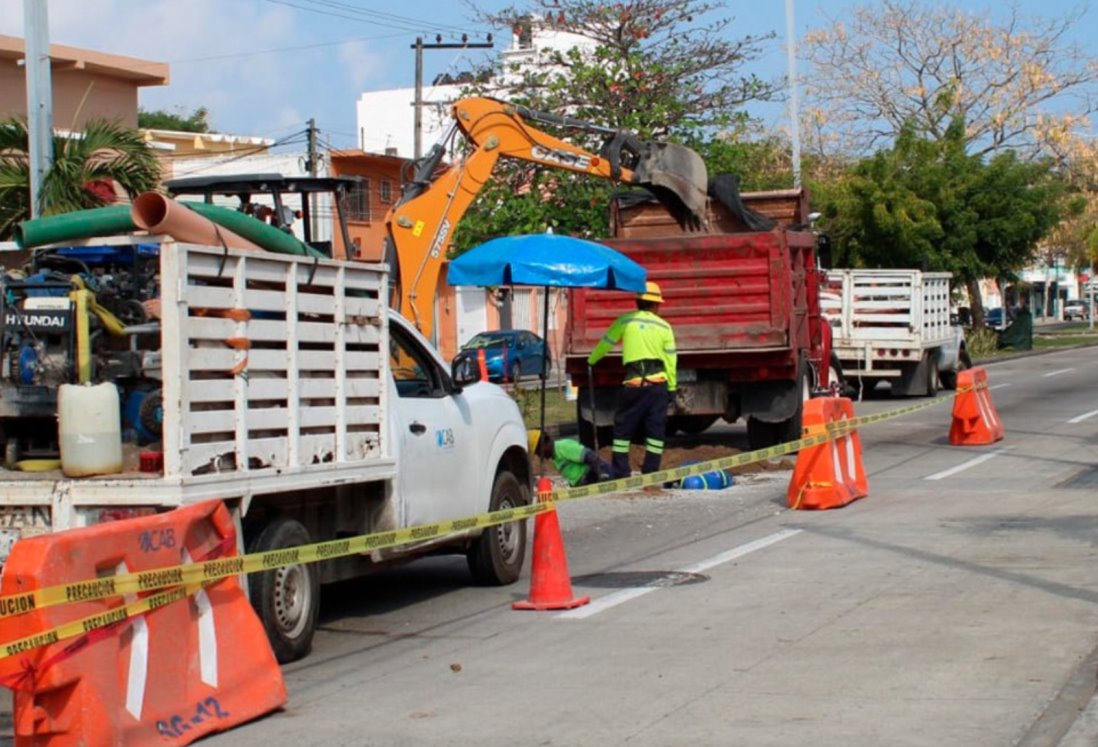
[355,21,596,160]
[355,84,462,158]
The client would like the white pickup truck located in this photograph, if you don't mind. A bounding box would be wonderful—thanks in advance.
[0,238,533,662]
[821,269,970,396]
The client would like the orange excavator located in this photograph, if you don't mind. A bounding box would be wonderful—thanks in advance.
[382,97,709,342]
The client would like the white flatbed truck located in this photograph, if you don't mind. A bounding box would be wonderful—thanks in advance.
[821,269,970,396]
[0,237,533,662]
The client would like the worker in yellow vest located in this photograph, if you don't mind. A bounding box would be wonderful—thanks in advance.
[587,281,678,478]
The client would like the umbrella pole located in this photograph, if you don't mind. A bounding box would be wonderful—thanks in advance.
[539,287,549,446]
[588,363,599,457]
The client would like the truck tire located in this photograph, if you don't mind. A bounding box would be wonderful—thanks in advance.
[576,399,612,449]
[248,517,320,664]
[746,359,806,450]
[925,352,939,397]
[939,350,971,390]
[467,470,528,585]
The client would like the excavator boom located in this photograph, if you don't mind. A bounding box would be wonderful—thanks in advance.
[384,97,708,341]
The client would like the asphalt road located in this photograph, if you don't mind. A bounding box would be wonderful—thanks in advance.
[1,346,1093,746]
[191,345,1098,746]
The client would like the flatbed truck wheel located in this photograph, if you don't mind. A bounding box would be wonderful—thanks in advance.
[467,470,528,585]
[248,517,319,664]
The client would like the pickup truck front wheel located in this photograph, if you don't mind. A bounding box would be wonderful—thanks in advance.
[467,470,528,585]
[248,517,319,664]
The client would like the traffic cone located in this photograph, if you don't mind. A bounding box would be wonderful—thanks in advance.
[476,348,488,382]
[512,478,590,611]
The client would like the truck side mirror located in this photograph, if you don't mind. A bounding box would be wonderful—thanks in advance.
[451,356,479,387]
[816,233,833,270]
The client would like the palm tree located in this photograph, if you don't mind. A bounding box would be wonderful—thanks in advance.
[0,117,161,239]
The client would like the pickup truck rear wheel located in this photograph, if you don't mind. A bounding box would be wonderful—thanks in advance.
[248,517,319,664]
[939,350,971,390]
[925,353,939,396]
[467,470,528,585]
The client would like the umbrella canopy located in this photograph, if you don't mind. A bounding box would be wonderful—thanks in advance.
[449,232,647,472]
[448,233,646,292]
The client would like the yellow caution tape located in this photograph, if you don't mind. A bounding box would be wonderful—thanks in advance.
[0,392,959,657]
[0,501,550,627]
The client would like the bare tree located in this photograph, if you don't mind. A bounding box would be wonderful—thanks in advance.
[802,1,1098,159]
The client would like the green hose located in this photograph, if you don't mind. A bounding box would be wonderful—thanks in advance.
[14,206,136,249]
[181,202,326,258]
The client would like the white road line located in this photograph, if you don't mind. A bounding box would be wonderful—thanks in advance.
[924,448,1010,481]
[988,383,1012,391]
[557,529,802,620]
[1043,368,1075,378]
[1068,409,1098,424]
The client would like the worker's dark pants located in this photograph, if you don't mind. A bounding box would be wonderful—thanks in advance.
[611,383,669,478]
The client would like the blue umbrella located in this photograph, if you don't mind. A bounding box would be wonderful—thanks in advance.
[448,233,646,292]
[449,233,647,458]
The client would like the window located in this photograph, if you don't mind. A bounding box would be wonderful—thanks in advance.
[347,178,371,221]
[379,179,393,204]
[389,325,444,398]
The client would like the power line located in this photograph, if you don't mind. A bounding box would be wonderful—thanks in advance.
[168,32,408,65]
[262,0,486,41]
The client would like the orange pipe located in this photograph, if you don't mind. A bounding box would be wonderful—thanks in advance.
[131,192,261,251]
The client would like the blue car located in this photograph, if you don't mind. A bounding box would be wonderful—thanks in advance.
[456,329,550,382]
[985,307,1005,329]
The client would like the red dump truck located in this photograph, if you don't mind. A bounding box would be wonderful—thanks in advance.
[564,187,838,450]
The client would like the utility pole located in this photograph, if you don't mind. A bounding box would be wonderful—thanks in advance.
[785,0,802,190]
[24,0,54,219]
[411,34,493,159]
[305,118,319,240]
[306,118,318,176]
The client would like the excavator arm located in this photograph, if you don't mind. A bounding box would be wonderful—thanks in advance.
[383,97,708,342]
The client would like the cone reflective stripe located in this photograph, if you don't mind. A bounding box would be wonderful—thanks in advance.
[949,367,1004,445]
[512,478,590,611]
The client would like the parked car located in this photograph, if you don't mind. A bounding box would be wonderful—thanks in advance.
[455,329,550,382]
[985,307,1005,329]
[1064,300,1090,321]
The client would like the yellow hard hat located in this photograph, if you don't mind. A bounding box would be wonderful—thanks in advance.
[638,281,664,304]
[527,429,542,455]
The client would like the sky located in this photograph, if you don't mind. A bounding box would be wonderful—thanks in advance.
[1,0,1094,151]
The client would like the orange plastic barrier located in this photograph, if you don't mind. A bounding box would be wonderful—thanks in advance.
[0,500,286,746]
[513,478,590,611]
[787,397,869,510]
[949,367,1004,445]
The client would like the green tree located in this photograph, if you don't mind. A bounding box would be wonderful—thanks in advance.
[137,106,211,133]
[0,117,161,238]
[451,0,782,252]
[820,119,1067,326]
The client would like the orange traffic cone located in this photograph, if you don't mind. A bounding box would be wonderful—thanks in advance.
[512,478,590,611]
[477,349,489,382]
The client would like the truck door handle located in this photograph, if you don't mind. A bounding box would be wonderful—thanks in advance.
[409,421,427,435]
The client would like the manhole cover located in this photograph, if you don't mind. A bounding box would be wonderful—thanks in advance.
[571,571,709,589]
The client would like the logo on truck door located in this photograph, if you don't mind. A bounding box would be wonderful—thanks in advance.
[436,428,455,449]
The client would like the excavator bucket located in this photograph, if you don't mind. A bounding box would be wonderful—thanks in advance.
[631,142,710,227]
